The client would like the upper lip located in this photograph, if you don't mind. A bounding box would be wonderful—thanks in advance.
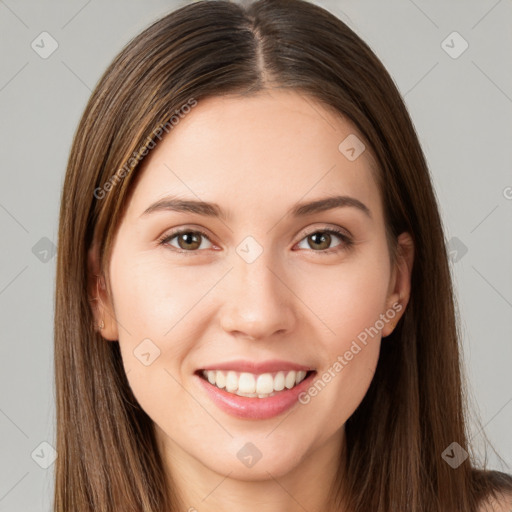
[199,359,315,374]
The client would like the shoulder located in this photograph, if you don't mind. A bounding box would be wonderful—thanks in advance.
[477,490,512,512]
[475,470,512,512]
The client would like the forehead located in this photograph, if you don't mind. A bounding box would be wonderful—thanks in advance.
[127,89,382,221]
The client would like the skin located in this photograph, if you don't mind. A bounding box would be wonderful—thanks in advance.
[482,492,512,512]
[89,89,414,512]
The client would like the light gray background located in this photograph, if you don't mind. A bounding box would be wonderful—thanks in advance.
[0,0,511,510]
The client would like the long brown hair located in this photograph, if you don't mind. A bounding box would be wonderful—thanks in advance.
[54,0,512,510]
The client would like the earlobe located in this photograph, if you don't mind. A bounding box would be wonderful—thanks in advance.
[87,243,119,341]
[382,232,414,338]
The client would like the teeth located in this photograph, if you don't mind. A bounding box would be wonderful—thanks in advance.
[202,369,309,397]
[255,373,274,394]
[239,372,256,394]
[226,371,238,392]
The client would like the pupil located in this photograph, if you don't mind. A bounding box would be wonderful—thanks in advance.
[310,232,329,249]
[180,232,200,249]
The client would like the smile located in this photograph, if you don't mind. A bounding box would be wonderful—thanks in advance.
[200,369,313,398]
[195,368,317,420]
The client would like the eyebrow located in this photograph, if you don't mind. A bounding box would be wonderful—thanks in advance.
[140,194,372,221]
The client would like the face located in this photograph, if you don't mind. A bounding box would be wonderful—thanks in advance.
[90,89,412,488]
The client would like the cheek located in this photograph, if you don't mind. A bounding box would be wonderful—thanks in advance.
[108,248,232,412]
[108,257,203,430]
[292,249,389,420]
[110,248,222,349]
[107,252,191,395]
[294,249,391,347]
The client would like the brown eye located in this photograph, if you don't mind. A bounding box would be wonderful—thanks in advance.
[176,232,202,250]
[296,228,352,253]
[159,229,213,252]
[307,232,333,250]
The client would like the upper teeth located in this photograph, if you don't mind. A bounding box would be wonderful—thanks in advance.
[202,370,308,396]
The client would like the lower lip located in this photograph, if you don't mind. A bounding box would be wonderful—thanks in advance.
[195,371,316,420]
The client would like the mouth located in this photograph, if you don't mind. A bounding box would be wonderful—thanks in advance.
[195,369,317,399]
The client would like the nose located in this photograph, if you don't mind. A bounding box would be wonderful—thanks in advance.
[218,248,297,341]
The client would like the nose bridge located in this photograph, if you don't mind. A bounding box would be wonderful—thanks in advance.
[219,241,295,338]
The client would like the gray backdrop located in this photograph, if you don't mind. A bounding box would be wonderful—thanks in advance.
[0,0,511,510]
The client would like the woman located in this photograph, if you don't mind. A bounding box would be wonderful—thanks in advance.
[54,0,512,510]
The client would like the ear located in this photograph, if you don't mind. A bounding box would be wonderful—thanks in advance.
[87,241,119,341]
[382,232,414,337]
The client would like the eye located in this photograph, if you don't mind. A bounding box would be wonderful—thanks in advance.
[158,228,214,252]
[295,227,353,254]
[158,226,353,254]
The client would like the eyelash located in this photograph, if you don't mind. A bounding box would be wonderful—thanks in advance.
[157,226,354,255]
